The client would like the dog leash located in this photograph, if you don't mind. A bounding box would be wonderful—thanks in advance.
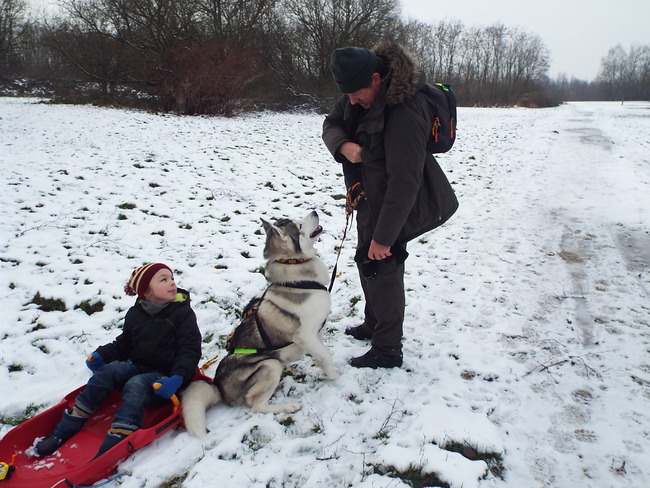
[329,184,364,292]
[328,206,355,293]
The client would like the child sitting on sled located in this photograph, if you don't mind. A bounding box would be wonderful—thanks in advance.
[35,263,202,458]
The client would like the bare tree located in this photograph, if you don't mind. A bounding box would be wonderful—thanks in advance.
[599,44,650,102]
[39,20,133,97]
[433,19,464,81]
[435,23,551,105]
[636,45,650,99]
[599,45,630,101]
[393,18,435,76]
[0,0,31,78]
[457,26,483,103]
[196,0,277,47]
[278,0,400,99]
[60,0,202,76]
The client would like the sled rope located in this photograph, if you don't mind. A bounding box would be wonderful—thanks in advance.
[200,356,220,374]
[67,472,127,487]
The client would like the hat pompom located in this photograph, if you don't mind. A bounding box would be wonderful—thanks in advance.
[124,281,137,296]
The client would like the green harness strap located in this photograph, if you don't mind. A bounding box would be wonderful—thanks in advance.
[233,348,258,355]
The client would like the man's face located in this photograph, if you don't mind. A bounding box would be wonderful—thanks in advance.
[347,73,381,109]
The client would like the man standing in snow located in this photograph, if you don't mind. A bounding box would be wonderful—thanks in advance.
[322,40,458,369]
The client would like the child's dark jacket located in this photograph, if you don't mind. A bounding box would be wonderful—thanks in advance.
[95,288,201,386]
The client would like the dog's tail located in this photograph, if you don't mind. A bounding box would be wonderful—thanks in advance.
[181,380,222,439]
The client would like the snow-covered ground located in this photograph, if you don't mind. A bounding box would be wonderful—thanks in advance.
[1,97,649,488]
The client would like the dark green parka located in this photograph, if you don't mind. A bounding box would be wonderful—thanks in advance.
[322,40,458,246]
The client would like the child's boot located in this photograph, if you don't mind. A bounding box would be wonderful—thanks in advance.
[94,427,132,458]
[35,409,87,456]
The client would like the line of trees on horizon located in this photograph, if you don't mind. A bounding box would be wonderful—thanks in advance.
[1,0,648,114]
[544,44,650,103]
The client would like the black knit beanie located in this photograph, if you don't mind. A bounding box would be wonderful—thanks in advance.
[330,47,377,94]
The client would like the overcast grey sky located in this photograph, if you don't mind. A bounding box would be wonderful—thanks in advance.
[400,0,650,80]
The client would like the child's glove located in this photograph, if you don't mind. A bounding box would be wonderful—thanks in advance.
[86,352,105,371]
[152,375,183,399]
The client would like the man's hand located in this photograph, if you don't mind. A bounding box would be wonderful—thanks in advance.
[368,240,392,260]
[339,142,363,163]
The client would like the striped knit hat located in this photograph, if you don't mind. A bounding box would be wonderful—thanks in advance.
[124,263,172,299]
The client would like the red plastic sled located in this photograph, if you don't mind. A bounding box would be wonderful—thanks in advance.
[0,372,211,488]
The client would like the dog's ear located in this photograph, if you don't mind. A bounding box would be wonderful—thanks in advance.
[261,218,288,239]
[261,218,272,233]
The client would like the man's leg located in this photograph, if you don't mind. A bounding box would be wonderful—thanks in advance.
[361,258,405,358]
[349,202,405,368]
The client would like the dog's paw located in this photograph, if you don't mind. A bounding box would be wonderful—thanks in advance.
[284,402,301,413]
[253,402,302,414]
[324,368,341,380]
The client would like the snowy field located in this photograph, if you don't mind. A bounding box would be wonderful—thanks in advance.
[1,97,649,488]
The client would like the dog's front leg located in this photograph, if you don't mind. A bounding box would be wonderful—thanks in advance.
[296,335,340,380]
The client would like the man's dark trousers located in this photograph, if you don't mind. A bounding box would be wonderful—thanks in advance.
[355,200,405,358]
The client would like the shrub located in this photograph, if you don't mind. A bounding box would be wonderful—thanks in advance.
[157,44,264,116]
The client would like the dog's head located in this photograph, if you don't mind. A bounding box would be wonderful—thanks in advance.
[261,211,323,260]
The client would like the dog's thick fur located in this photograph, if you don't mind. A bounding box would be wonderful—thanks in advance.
[182,211,339,439]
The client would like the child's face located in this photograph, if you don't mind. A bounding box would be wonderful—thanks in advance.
[144,268,177,306]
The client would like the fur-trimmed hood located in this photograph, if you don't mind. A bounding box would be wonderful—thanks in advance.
[372,40,425,106]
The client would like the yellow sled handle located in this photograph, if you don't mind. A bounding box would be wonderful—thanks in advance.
[152,383,181,412]
[0,454,17,481]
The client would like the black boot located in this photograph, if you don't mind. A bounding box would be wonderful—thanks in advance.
[94,430,130,458]
[349,348,403,369]
[344,324,373,340]
[35,409,87,456]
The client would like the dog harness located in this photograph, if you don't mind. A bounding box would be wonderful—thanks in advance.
[229,281,327,355]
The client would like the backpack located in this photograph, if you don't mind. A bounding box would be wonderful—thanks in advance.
[421,82,458,153]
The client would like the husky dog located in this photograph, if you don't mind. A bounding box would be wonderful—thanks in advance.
[182,211,340,439]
